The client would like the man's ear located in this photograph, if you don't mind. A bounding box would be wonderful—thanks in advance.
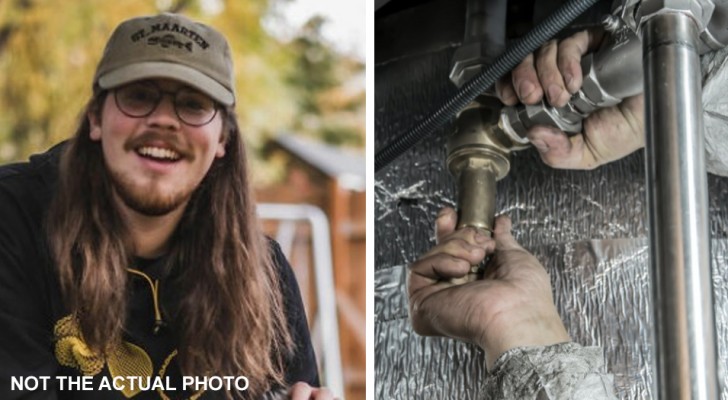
[216,140,226,158]
[215,125,227,158]
[88,110,102,141]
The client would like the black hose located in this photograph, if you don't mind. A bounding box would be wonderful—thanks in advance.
[374,0,601,172]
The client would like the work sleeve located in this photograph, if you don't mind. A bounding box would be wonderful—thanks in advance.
[701,46,728,177]
[482,342,617,400]
[0,179,59,400]
[270,240,320,387]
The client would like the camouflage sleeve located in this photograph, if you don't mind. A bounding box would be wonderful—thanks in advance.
[482,342,617,400]
[701,47,728,177]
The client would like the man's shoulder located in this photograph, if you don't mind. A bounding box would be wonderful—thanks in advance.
[0,141,63,179]
[265,237,299,284]
[0,142,64,213]
[266,238,290,271]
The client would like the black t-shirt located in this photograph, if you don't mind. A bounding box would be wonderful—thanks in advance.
[0,144,319,399]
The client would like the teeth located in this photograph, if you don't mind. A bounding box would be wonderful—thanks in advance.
[137,146,181,161]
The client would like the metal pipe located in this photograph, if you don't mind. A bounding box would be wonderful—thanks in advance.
[256,203,345,399]
[449,0,508,87]
[643,12,718,399]
[447,97,514,234]
[452,159,499,233]
[464,0,506,48]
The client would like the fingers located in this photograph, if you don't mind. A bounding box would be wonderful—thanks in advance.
[411,253,475,284]
[556,30,592,94]
[510,54,543,104]
[492,215,524,252]
[496,30,603,108]
[527,126,588,169]
[527,93,645,170]
[289,382,313,400]
[289,382,337,400]
[311,387,336,400]
[427,227,490,259]
[416,229,493,279]
[435,208,457,244]
[535,40,570,107]
[495,76,518,106]
[409,222,494,296]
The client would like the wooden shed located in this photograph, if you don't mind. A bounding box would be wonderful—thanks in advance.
[257,134,365,400]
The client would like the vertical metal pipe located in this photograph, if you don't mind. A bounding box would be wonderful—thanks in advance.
[643,12,718,399]
[454,159,499,233]
[464,0,507,50]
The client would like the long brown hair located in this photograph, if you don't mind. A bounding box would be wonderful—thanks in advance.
[46,92,293,397]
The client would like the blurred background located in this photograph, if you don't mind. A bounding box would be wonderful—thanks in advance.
[0,0,364,398]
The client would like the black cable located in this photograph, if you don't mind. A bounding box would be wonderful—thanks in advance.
[374,0,601,172]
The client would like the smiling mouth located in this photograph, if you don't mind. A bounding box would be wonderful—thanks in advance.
[136,146,182,162]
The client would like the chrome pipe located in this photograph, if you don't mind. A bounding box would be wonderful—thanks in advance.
[643,12,718,400]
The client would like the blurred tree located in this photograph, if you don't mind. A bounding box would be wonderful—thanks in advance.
[287,15,365,148]
[0,1,158,161]
[288,16,337,115]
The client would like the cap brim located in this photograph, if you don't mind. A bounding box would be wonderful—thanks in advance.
[97,61,235,106]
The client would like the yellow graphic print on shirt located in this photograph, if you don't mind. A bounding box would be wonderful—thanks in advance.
[53,314,153,398]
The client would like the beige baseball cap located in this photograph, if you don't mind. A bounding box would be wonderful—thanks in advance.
[93,13,235,106]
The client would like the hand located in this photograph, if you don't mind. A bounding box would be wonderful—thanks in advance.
[408,208,570,369]
[495,29,644,169]
[288,382,338,400]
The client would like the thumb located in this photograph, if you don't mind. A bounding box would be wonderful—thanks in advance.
[492,215,524,251]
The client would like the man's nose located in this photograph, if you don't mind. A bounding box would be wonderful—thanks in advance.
[146,95,181,129]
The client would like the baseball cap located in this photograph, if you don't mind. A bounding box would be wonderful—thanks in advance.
[93,13,235,106]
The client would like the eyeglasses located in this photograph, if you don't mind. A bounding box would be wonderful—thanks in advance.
[113,81,219,127]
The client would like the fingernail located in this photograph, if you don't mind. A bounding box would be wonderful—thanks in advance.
[564,73,574,91]
[547,84,563,105]
[475,230,489,243]
[518,81,535,101]
[504,92,518,105]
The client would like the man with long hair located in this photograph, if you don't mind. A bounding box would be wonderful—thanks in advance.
[0,13,334,399]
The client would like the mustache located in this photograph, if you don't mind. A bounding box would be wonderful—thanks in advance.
[123,131,192,159]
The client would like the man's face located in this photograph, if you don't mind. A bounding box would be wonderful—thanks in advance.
[89,78,226,216]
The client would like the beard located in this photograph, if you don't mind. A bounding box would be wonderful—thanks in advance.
[108,168,194,217]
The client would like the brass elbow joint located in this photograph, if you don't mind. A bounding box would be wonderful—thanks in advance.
[447,96,527,234]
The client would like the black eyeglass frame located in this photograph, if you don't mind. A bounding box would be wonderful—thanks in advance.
[112,81,220,127]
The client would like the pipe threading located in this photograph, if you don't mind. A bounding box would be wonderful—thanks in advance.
[375,0,601,172]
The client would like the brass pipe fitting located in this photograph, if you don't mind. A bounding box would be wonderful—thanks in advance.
[447,96,526,235]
